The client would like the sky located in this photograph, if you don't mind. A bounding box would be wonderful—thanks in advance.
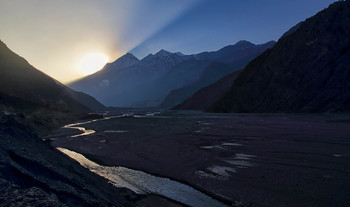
[0,0,338,83]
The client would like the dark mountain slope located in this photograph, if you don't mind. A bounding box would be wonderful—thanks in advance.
[160,62,236,108]
[161,41,276,108]
[59,82,105,112]
[0,41,104,112]
[160,41,275,108]
[0,92,41,112]
[174,70,241,111]
[210,1,350,113]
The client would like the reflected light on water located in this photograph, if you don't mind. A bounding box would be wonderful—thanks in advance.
[57,147,228,207]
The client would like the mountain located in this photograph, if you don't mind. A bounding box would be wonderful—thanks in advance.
[96,53,140,76]
[68,53,140,99]
[107,59,211,107]
[68,49,191,106]
[0,92,41,112]
[141,49,191,67]
[160,62,236,109]
[160,41,275,108]
[70,40,274,107]
[0,40,105,112]
[174,70,241,111]
[209,1,350,113]
[193,40,275,63]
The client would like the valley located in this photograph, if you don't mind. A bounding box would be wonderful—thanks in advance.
[1,1,349,206]
[48,110,350,207]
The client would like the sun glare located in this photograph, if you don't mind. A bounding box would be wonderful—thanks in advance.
[77,53,109,75]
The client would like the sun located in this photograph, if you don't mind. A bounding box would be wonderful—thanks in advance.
[77,53,109,75]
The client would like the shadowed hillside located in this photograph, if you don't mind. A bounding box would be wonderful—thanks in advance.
[210,1,350,113]
[174,70,241,111]
[159,41,275,109]
[0,41,105,112]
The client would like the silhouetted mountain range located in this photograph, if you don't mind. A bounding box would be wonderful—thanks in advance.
[69,40,274,107]
[0,40,105,112]
[209,1,350,113]
[160,41,275,108]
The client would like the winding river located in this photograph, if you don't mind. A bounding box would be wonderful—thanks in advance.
[58,114,228,207]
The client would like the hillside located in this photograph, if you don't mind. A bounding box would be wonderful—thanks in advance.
[210,1,350,113]
[161,41,275,108]
[0,41,104,112]
[174,70,241,111]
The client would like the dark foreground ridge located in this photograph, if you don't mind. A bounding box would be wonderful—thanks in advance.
[0,113,184,206]
[0,114,129,206]
[210,1,350,113]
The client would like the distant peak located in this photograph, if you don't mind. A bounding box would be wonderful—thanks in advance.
[121,52,139,60]
[109,52,140,67]
[265,40,277,46]
[235,40,254,46]
[141,53,154,61]
[175,52,185,56]
[155,49,172,57]
[159,49,169,53]
[109,52,139,64]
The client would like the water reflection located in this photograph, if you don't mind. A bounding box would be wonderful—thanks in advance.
[57,148,228,207]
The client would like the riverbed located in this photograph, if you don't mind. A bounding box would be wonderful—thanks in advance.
[47,110,350,207]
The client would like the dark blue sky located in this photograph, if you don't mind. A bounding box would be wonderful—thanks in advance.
[130,0,338,58]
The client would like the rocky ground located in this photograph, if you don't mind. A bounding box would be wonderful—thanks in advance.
[49,111,350,207]
[0,112,184,207]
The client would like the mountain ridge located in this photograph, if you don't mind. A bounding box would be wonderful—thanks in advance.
[209,1,350,113]
[0,40,105,112]
[69,40,274,107]
[174,70,241,111]
[160,41,276,108]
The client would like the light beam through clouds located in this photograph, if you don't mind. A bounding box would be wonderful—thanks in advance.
[0,0,337,83]
[0,0,201,83]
